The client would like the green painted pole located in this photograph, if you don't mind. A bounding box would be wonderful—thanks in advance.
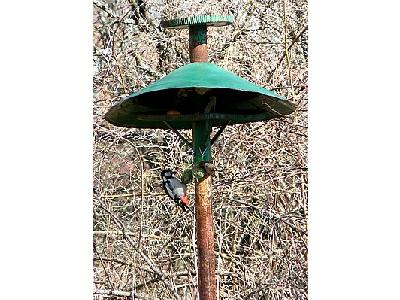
[192,121,211,163]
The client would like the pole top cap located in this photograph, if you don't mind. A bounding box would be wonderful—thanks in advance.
[161,15,234,29]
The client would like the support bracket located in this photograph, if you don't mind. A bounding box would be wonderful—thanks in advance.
[163,121,192,149]
[210,122,229,145]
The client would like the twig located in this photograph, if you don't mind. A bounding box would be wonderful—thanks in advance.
[267,25,308,83]
[93,231,162,239]
[93,0,115,18]
[101,193,165,199]
[97,202,180,299]
[138,160,145,250]
[94,289,146,299]
[283,0,293,87]
[94,256,131,266]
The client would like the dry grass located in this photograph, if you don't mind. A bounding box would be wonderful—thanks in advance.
[93,0,308,299]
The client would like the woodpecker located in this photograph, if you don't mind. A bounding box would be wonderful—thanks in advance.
[161,169,190,209]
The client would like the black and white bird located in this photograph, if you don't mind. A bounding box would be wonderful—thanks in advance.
[161,169,190,209]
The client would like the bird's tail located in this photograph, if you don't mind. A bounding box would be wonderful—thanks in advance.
[180,195,190,206]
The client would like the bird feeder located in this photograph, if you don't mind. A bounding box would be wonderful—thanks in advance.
[105,15,295,300]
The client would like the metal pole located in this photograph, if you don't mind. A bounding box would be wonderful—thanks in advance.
[195,175,215,299]
[190,26,216,300]
[189,25,208,63]
[192,121,216,300]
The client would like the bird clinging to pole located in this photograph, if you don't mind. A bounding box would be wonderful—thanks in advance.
[161,169,190,210]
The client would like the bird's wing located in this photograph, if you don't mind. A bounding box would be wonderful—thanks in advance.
[170,178,186,196]
[173,187,185,198]
[162,181,175,199]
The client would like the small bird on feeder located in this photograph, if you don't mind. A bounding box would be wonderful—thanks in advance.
[161,169,190,210]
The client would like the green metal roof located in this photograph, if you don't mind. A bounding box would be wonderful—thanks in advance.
[105,62,295,129]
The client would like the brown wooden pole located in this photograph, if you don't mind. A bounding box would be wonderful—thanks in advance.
[195,175,216,300]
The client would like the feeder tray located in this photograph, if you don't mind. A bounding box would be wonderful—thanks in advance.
[105,62,295,129]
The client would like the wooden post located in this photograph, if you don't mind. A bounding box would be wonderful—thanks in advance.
[195,175,216,299]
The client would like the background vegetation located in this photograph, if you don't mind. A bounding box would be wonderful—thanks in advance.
[93,0,308,299]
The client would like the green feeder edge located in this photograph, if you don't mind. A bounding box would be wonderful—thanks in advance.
[105,62,295,130]
[161,15,234,29]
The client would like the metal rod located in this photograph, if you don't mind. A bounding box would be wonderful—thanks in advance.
[210,122,229,145]
[163,121,193,148]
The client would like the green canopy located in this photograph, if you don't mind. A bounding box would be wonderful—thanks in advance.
[105,62,295,129]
